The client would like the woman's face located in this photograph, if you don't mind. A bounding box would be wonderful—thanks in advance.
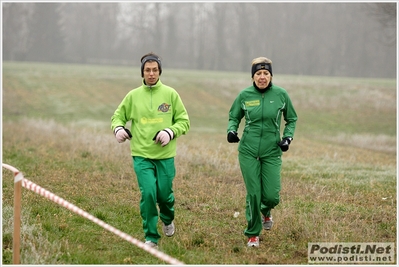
[143,61,160,86]
[253,70,271,89]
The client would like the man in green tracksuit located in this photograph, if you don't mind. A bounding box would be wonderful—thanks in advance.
[227,56,297,247]
[111,52,190,248]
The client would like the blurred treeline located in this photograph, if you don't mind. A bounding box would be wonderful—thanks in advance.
[2,2,396,78]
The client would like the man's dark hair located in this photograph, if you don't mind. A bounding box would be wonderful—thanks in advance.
[140,52,162,77]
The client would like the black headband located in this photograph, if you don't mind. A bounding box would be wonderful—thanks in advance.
[251,63,272,77]
[141,55,162,77]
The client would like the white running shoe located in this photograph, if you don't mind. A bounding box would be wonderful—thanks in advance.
[163,222,175,237]
[144,240,158,248]
[262,215,273,230]
[247,236,260,247]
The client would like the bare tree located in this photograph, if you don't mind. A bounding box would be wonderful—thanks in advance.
[59,3,120,64]
[367,3,396,46]
[192,3,215,70]
[3,3,33,61]
[213,3,228,70]
[25,3,65,62]
[234,3,253,72]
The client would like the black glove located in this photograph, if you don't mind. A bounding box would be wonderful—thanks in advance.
[115,126,132,138]
[227,131,240,143]
[114,126,132,143]
[278,137,292,152]
[125,128,132,138]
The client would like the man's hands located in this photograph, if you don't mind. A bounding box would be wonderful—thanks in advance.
[114,126,175,146]
[114,126,132,143]
[153,128,174,147]
[227,131,240,143]
[278,137,293,152]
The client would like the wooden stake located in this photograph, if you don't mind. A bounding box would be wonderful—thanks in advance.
[13,172,23,264]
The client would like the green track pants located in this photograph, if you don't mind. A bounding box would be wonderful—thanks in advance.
[133,156,175,244]
[238,152,281,237]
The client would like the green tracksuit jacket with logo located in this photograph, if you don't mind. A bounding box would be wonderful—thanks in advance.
[111,79,190,159]
[227,83,297,155]
[227,83,297,237]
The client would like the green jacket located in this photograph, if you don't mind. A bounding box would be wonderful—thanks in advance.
[111,79,190,159]
[227,83,297,157]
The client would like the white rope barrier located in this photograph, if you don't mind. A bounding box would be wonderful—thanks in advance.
[2,163,185,265]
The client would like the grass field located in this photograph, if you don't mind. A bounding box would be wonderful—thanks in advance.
[2,61,397,264]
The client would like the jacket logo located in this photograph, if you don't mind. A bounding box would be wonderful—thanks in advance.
[141,117,164,124]
[245,100,260,107]
[158,103,171,112]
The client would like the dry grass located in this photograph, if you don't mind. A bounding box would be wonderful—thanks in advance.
[3,118,396,264]
[2,62,396,264]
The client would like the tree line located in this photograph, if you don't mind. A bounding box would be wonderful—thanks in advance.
[2,2,396,78]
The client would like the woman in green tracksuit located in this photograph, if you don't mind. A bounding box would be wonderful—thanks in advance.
[111,53,190,248]
[227,56,297,248]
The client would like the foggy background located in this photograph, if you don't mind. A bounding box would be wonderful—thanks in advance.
[2,2,396,78]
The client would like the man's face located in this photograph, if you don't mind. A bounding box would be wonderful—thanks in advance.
[143,61,160,86]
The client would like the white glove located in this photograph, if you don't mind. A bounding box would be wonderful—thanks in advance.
[114,127,131,143]
[154,128,174,147]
